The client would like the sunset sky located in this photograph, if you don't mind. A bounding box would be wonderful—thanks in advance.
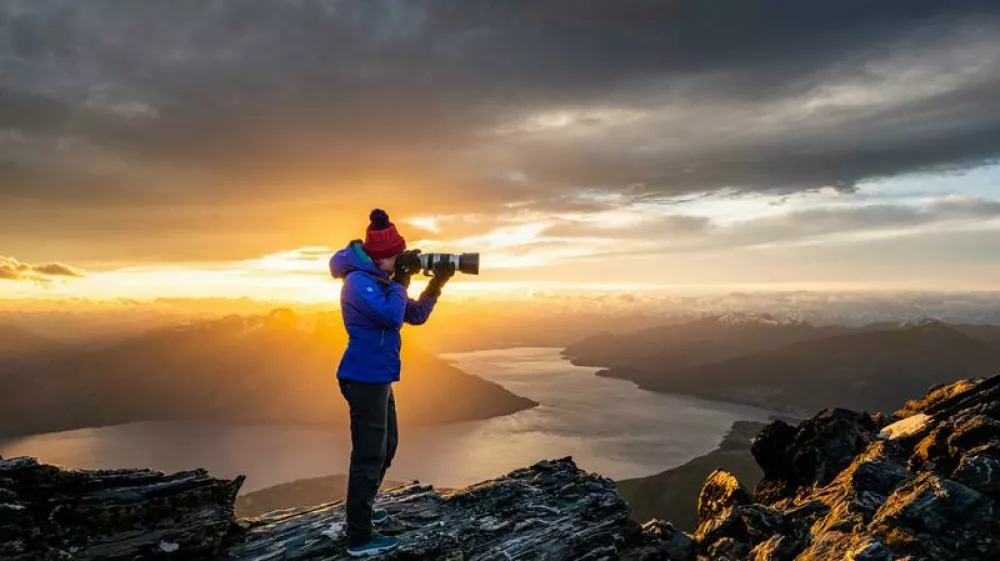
[3,1,1000,303]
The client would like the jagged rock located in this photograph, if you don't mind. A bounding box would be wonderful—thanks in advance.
[843,538,897,561]
[848,444,910,495]
[894,377,986,419]
[953,399,1000,423]
[947,414,1000,457]
[953,454,1000,493]
[702,536,750,560]
[739,503,786,541]
[3,456,696,561]
[620,520,694,561]
[753,410,878,506]
[751,420,797,481]
[910,405,1000,478]
[693,505,743,547]
[0,456,242,560]
[695,375,1000,561]
[780,500,829,523]
[790,408,878,488]
[868,412,892,431]
[228,458,646,560]
[693,470,750,546]
[871,472,1000,560]
[915,376,1000,419]
[747,534,805,561]
[696,470,749,525]
[811,442,912,519]
[908,421,954,473]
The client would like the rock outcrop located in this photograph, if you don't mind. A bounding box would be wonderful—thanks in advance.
[0,457,242,560]
[0,456,689,560]
[4,374,999,560]
[692,374,1000,560]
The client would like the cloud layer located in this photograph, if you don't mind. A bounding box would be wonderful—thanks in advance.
[0,256,85,283]
[1,1,999,269]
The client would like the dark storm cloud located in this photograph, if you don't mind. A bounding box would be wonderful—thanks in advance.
[2,0,1000,244]
[0,256,85,282]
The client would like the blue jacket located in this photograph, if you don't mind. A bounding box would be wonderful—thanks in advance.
[329,240,438,383]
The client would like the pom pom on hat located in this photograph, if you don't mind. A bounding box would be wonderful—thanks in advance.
[369,208,391,230]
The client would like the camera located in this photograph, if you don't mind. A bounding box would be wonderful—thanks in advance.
[397,250,479,276]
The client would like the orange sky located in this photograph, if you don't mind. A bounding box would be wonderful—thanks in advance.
[2,3,1000,302]
[4,170,1000,304]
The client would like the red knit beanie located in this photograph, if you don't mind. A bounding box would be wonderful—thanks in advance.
[362,209,406,260]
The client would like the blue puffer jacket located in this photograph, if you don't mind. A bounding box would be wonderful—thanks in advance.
[329,240,438,383]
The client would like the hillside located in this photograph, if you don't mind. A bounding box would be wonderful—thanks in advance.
[0,324,63,361]
[584,319,1000,414]
[617,421,766,532]
[953,322,1000,347]
[563,313,846,371]
[0,310,536,437]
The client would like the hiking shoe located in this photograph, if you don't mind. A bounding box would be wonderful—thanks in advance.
[372,508,391,525]
[346,533,399,557]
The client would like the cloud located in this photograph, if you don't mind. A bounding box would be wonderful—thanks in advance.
[0,256,86,283]
[713,196,1000,249]
[542,212,710,240]
[416,194,1000,274]
[2,1,1000,262]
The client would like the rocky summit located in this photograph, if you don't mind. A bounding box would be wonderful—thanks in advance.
[1,455,684,561]
[697,374,1000,561]
[3,374,1000,560]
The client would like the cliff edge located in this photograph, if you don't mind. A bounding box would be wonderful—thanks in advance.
[3,374,999,560]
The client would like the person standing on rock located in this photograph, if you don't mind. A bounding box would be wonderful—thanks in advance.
[329,208,454,557]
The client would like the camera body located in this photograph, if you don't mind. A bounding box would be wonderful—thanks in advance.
[397,250,479,276]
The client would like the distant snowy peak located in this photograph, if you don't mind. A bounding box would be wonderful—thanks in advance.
[899,317,947,329]
[705,311,806,327]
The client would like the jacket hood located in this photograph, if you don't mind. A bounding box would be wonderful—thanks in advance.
[330,240,387,280]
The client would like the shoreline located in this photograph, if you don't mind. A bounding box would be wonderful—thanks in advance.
[562,350,813,418]
[4,347,776,499]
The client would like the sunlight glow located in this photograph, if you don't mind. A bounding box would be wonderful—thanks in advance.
[6,164,1000,304]
[451,223,553,249]
[405,216,441,233]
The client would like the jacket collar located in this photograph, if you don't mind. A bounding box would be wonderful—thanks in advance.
[349,240,392,284]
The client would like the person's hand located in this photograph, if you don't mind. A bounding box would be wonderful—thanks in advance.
[400,249,422,275]
[431,257,456,280]
[424,258,455,297]
[392,250,421,288]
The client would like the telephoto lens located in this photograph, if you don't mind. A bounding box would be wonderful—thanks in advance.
[419,252,479,275]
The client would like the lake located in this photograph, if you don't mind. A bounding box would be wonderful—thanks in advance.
[0,347,777,493]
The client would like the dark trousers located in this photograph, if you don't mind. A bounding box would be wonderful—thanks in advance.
[339,380,398,546]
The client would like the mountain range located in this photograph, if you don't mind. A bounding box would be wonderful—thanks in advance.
[0,310,536,437]
[565,314,1000,414]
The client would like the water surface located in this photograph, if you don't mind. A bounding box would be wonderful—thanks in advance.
[1,347,775,492]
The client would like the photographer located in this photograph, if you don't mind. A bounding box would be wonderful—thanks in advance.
[328,209,454,557]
